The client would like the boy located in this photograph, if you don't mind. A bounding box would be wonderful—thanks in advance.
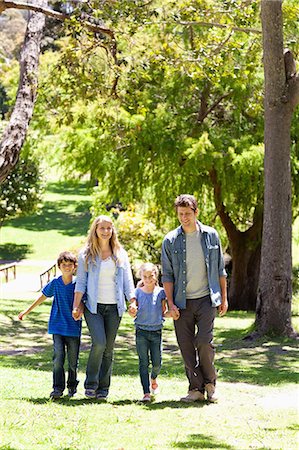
[18,251,82,399]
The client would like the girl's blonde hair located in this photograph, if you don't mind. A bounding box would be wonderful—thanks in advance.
[84,215,122,267]
[137,262,159,286]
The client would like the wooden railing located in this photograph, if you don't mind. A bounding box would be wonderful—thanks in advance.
[0,263,17,283]
[40,263,56,289]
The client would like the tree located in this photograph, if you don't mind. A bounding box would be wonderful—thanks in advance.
[44,0,266,310]
[254,0,299,337]
[0,0,47,183]
[22,0,298,312]
[0,0,117,182]
[1,0,299,317]
[0,155,43,227]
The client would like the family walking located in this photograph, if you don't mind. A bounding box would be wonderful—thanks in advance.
[18,194,228,403]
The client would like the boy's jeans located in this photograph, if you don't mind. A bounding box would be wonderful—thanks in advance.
[136,328,162,394]
[84,304,121,395]
[52,334,80,392]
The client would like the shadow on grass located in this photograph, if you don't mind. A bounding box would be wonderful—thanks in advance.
[171,434,234,449]
[6,200,91,236]
[23,397,208,410]
[1,305,298,386]
[0,243,33,261]
[46,181,92,196]
[2,338,298,386]
[4,180,92,237]
[24,397,137,406]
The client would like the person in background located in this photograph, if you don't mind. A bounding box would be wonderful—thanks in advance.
[18,251,81,400]
[161,194,228,403]
[73,215,135,400]
[129,262,175,403]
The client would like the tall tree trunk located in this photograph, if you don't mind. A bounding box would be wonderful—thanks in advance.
[255,0,299,337]
[228,228,261,311]
[0,0,47,183]
[210,168,263,310]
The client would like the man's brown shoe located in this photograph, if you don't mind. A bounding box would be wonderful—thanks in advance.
[205,383,218,403]
[180,390,205,402]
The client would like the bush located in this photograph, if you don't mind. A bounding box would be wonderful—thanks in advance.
[0,156,43,227]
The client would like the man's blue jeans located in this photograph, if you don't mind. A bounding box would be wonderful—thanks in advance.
[84,304,121,395]
[135,328,162,394]
[52,334,80,392]
[174,296,216,392]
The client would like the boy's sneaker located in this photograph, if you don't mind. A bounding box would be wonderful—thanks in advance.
[68,388,77,397]
[150,379,159,395]
[180,390,205,403]
[50,389,63,400]
[140,393,151,403]
[85,389,96,399]
[205,383,218,403]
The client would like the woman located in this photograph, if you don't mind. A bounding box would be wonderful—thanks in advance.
[72,215,135,399]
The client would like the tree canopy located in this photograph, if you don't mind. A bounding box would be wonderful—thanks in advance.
[0,0,299,321]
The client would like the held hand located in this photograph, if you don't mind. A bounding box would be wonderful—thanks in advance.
[218,299,228,317]
[72,303,84,321]
[128,304,138,318]
[72,309,82,320]
[169,304,180,320]
[171,309,180,320]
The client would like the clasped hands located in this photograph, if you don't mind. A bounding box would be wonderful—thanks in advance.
[72,302,84,320]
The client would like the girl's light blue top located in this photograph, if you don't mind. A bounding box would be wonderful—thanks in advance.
[134,286,166,331]
[75,248,135,317]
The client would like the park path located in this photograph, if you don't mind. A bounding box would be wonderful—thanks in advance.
[0,260,56,299]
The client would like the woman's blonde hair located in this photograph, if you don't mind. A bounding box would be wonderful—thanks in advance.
[84,215,122,267]
[137,262,159,286]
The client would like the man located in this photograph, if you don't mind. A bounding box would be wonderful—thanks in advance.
[161,194,228,402]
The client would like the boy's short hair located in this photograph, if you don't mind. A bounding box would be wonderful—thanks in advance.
[174,194,198,211]
[57,251,77,267]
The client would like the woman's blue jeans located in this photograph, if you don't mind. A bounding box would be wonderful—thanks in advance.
[84,304,121,395]
[135,328,162,394]
[52,334,80,392]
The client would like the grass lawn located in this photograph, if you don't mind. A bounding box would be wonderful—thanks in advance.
[0,180,298,449]
[0,292,298,450]
[0,181,92,261]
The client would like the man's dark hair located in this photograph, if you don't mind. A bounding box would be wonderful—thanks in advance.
[174,194,198,211]
[57,251,77,267]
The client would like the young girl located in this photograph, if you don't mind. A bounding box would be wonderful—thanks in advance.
[129,263,172,402]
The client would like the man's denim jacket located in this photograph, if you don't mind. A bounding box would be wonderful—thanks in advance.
[75,248,135,317]
[161,221,226,309]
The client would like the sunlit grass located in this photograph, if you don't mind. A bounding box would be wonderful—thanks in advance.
[0,305,298,450]
[0,181,92,261]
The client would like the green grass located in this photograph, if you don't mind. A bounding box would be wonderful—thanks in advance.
[1,180,299,449]
[0,181,92,261]
[292,216,299,266]
[0,294,298,450]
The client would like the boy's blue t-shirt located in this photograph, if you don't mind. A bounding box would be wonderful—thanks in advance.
[42,276,81,337]
[134,286,166,331]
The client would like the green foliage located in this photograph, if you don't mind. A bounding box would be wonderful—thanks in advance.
[116,208,165,271]
[0,155,44,228]
[0,83,9,119]
[19,0,299,238]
